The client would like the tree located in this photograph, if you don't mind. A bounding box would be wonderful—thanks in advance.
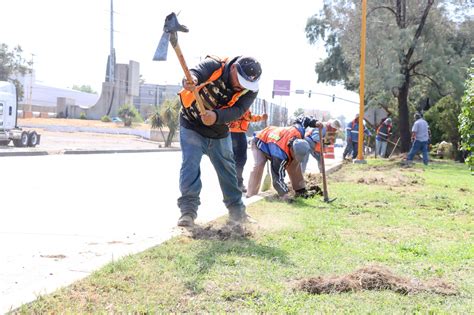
[0,43,32,100]
[424,95,461,158]
[458,62,473,171]
[306,0,473,152]
[72,84,97,94]
[150,97,180,147]
[118,104,140,127]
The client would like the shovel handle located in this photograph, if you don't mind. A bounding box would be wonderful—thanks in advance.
[173,43,207,116]
[318,126,329,201]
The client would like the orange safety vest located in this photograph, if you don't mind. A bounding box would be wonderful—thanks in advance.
[178,56,246,110]
[257,126,304,163]
[229,110,264,133]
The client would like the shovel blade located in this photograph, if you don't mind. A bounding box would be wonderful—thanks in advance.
[153,32,170,61]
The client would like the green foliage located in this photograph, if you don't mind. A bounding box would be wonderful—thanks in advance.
[79,112,87,120]
[101,115,111,122]
[424,95,461,146]
[150,97,180,147]
[72,84,97,94]
[305,1,473,151]
[0,43,32,100]
[458,63,474,171]
[118,104,141,127]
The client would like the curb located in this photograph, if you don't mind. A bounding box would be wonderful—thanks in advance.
[0,148,181,157]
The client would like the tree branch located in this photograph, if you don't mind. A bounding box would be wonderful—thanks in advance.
[408,59,423,72]
[405,0,434,63]
[412,71,448,97]
[367,6,397,18]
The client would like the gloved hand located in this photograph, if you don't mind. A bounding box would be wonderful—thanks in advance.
[295,188,310,199]
[295,115,319,128]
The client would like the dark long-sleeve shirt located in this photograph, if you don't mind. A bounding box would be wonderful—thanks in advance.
[179,56,259,139]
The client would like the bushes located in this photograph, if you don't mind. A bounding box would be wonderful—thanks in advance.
[118,104,142,127]
[101,115,111,122]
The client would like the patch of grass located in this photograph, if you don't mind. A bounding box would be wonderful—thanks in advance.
[15,160,474,313]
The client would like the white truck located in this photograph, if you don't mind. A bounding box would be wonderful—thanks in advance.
[0,81,40,147]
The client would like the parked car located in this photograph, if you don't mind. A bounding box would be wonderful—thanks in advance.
[111,117,122,123]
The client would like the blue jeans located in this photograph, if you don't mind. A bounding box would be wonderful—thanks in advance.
[231,132,248,187]
[407,140,429,165]
[177,126,245,220]
[376,140,388,157]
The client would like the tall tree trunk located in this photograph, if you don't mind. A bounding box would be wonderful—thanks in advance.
[397,74,412,152]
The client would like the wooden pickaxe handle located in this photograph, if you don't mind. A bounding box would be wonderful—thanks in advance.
[318,125,330,202]
[172,43,207,116]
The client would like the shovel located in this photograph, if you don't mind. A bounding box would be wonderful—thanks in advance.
[318,125,336,203]
[153,12,206,115]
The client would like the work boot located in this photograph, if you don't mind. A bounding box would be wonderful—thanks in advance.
[228,211,256,225]
[177,214,195,227]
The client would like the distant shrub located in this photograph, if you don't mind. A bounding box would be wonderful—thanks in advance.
[101,115,111,122]
[79,112,87,120]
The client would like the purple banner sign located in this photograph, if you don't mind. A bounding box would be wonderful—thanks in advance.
[273,80,291,96]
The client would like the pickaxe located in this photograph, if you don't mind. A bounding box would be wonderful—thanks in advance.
[153,12,207,115]
[318,125,336,203]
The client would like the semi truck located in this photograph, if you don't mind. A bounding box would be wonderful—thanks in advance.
[0,81,40,147]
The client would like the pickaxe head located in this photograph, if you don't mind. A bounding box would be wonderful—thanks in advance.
[153,12,189,61]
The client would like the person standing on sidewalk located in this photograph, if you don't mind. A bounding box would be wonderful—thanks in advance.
[405,112,430,165]
[375,118,392,158]
[176,55,262,227]
[229,110,268,193]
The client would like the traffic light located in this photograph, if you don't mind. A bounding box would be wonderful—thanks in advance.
[308,90,312,98]
[272,91,275,99]
[332,94,335,102]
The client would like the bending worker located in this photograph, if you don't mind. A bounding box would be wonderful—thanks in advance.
[246,115,318,200]
[229,109,268,193]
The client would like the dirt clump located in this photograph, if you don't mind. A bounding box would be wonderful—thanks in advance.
[296,265,456,296]
[186,223,253,241]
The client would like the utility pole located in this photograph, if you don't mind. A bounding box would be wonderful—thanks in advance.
[108,0,115,84]
[28,53,35,112]
[355,0,367,163]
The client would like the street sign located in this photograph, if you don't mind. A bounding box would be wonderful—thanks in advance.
[273,80,291,96]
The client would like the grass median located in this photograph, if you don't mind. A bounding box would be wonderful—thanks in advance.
[16,159,473,313]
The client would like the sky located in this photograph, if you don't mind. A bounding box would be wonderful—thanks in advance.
[0,0,360,119]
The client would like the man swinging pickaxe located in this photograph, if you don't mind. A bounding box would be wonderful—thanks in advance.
[152,12,207,116]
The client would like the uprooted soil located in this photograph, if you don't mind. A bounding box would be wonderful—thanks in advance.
[296,265,457,296]
[331,161,424,187]
[184,223,253,241]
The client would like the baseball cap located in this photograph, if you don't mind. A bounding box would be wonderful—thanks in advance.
[292,139,310,162]
[384,118,392,124]
[235,56,262,92]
